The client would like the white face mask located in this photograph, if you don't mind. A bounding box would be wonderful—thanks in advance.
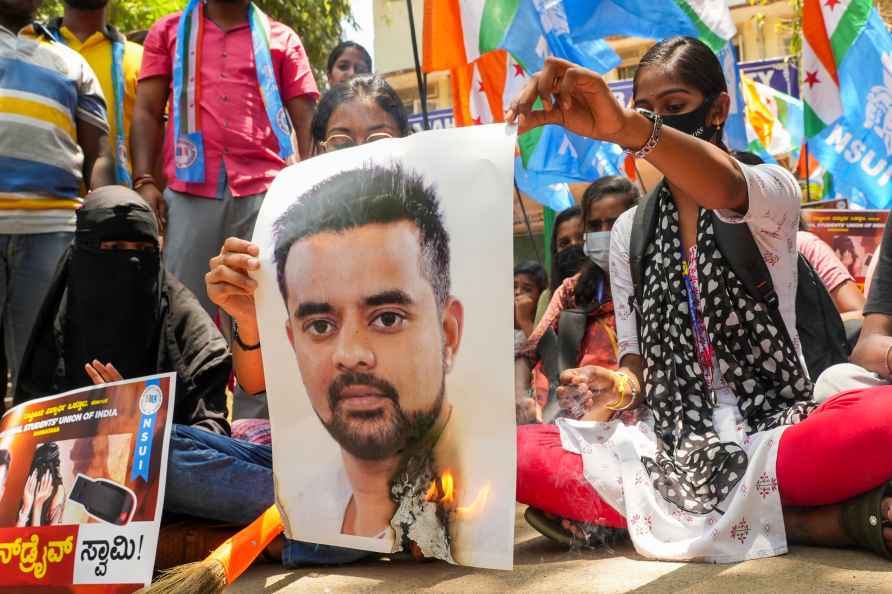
[583,231,611,273]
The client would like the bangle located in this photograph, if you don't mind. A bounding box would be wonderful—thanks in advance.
[133,174,157,191]
[885,342,892,378]
[624,109,662,160]
[606,371,639,411]
[232,319,260,351]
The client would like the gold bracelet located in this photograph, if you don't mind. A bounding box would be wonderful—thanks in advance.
[606,371,638,411]
[605,372,629,410]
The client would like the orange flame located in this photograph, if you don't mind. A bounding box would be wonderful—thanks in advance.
[457,484,491,517]
[425,470,456,507]
[425,470,491,518]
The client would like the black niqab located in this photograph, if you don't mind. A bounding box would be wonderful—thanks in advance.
[64,186,162,385]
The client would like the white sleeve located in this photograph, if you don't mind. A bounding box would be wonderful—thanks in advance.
[715,163,801,238]
[609,207,640,360]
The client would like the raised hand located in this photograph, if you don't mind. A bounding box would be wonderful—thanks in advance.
[506,57,635,145]
[206,237,261,329]
[85,360,123,385]
[18,470,37,521]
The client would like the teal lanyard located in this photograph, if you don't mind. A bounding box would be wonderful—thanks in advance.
[50,26,132,186]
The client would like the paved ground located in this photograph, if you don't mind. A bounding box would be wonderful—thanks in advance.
[229,506,892,594]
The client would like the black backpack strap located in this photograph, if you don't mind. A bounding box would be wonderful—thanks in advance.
[711,214,780,310]
[629,180,665,312]
[710,213,800,360]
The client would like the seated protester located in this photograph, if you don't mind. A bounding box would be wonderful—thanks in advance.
[153,74,413,569]
[813,214,892,401]
[508,37,892,561]
[516,177,638,422]
[514,260,547,347]
[326,41,372,87]
[533,206,585,325]
[15,186,229,435]
[733,151,865,321]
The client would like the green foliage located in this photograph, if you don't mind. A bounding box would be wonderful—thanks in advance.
[257,0,354,86]
[37,0,354,84]
[38,0,180,32]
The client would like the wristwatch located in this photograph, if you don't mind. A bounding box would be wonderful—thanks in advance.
[625,108,663,160]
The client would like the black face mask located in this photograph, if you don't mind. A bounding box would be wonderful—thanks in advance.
[555,245,586,283]
[662,95,719,141]
[65,246,161,385]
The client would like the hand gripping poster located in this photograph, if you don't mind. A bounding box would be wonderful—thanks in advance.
[0,373,174,592]
[252,124,516,569]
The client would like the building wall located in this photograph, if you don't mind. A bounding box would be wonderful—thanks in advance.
[373,0,424,74]
[373,0,452,114]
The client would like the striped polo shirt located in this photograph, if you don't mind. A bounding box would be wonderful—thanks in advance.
[0,23,108,234]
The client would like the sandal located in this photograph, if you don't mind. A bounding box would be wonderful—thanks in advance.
[840,480,892,560]
[525,507,574,546]
[525,507,623,548]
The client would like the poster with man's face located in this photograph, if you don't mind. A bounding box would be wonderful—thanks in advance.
[252,124,516,570]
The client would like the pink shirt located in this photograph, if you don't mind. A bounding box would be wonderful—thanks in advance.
[797,231,854,293]
[140,12,319,198]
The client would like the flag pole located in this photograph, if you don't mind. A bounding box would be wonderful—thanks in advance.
[406,0,430,130]
[514,182,544,268]
[804,142,813,202]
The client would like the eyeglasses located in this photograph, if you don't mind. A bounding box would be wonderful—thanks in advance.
[321,132,394,152]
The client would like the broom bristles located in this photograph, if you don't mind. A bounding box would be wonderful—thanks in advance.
[137,559,227,594]
[138,505,284,594]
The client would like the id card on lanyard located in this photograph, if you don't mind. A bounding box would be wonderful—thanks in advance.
[680,246,719,406]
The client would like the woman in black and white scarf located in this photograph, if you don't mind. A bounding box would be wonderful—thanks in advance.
[510,37,892,563]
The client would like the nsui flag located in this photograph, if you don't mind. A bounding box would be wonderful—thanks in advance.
[807,7,892,209]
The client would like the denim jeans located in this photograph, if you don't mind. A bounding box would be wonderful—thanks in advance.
[0,232,73,396]
[166,425,371,567]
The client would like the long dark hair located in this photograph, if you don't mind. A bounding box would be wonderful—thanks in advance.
[580,176,639,222]
[573,176,640,306]
[633,36,729,148]
[19,442,63,526]
[310,74,410,146]
[326,41,373,77]
[549,205,582,292]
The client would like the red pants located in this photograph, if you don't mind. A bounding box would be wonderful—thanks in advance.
[517,385,892,527]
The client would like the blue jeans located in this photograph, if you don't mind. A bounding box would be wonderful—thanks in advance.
[165,425,371,567]
[0,232,73,395]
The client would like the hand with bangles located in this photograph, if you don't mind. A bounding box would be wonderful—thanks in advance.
[556,366,641,422]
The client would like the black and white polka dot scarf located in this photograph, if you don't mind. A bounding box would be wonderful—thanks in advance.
[638,187,814,514]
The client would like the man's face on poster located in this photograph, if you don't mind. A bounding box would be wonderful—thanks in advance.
[284,221,462,460]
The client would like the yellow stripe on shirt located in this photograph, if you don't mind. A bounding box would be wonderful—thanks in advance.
[0,196,82,210]
[0,96,77,139]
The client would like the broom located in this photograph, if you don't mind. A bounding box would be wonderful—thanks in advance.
[139,504,284,594]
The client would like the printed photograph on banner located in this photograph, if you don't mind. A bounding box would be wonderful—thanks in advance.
[252,124,517,570]
[801,209,890,288]
[0,374,175,591]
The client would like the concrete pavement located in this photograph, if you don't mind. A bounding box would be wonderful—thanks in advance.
[228,506,892,593]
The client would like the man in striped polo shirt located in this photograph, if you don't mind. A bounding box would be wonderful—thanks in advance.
[0,0,113,400]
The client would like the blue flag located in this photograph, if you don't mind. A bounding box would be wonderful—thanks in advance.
[502,0,621,74]
[562,0,735,52]
[807,9,892,210]
[516,125,626,212]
